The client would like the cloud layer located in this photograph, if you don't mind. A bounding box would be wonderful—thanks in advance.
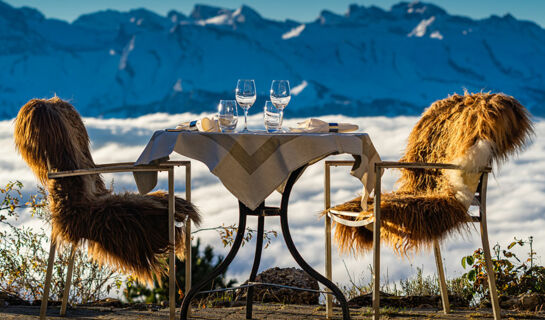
[2,112,543,290]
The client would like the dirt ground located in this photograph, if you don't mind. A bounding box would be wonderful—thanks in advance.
[1,304,544,319]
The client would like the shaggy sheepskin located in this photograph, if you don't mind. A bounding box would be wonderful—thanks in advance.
[14,97,201,282]
[330,93,534,254]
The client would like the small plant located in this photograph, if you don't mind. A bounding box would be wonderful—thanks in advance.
[398,267,439,296]
[340,262,472,302]
[461,237,545,302]
[192,224,278,248]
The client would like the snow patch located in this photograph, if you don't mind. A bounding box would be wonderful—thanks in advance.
[407,1,428,14]
[430,31,443,40]
[408,16,435,37]
[173,79,183,92]
[282,24,305,40]
[408,6,426,14]
[118,36,135,70]
[291,80,308,96]
[204,14,230,25]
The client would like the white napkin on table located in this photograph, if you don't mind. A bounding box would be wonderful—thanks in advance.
[289,118,359,133]
[175,116,220,132]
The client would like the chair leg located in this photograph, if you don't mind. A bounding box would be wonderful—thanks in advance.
[433,240,450,314]
[372,165,381,320]
[185,164,192,318]
[479,172,501,320]
[40,234,57,319]
[480,228,501,320]
[60,245,77,316]
[324,163,333,319]
[324,215,333,318]
[184,221,192,317]
[168,168,176,320]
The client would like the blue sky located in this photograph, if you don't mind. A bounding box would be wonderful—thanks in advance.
[4,0,545,27]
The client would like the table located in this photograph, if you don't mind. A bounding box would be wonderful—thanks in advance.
[134,130,381,320]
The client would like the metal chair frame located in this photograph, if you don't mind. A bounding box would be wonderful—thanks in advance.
[324,160,501,320]
[40,161,192,320]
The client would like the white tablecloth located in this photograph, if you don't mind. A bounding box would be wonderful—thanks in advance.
[134,130,380,210]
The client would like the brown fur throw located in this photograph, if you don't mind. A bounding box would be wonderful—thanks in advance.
[330,93,533,254]
[14,97,201,282]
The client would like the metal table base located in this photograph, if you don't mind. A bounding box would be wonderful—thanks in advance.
[180,165,350,320]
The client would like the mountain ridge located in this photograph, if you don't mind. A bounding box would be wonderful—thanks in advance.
[0,0,544,119]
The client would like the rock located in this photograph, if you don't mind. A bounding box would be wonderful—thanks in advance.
[348,293,470,309]
[0,291,29,306]
[235,267,319,305]
[86,298,123,308]
[131,302,151,310]
[518,293,544,310]
[499,295,519,309]
[347,292,393,307]
[497,293,545,310]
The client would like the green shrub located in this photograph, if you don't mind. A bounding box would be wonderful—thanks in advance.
[0,181,124,303]
[462,237,545,301]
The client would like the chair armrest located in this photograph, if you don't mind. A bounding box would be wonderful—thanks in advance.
[94,162,136,167]
[48,161,191,179]
[326,160,490,173]
[325,160,355,167]
[376,161,492,172]
[95,160,190,168]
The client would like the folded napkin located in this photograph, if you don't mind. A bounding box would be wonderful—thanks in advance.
[175,116,220,132]
[289,118,359,133]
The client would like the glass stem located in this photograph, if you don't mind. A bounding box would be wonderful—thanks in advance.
[244,109,248,130]
[279,109,284,130]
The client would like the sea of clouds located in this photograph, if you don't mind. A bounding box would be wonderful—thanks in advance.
[1,112,543,294]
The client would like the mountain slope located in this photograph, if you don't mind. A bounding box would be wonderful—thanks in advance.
[0,1,544,118]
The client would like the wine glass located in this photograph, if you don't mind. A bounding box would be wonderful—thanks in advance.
[263,101,282,132]
[270,80,291,132]
[236,79,256,132]
[217,100,238,133]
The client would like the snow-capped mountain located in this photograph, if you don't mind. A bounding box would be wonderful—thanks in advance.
[1,1,545,119]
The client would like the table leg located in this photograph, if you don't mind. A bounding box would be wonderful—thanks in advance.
[179,165,350,320]
[280,166,351,320]
[246,213,265,319]
[179,205,248,320]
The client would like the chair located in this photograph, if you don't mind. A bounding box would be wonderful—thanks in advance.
[323,93,534,320]
[14,97,201,320]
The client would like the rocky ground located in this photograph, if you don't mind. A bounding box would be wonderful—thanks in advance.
[2,266,544,319]
[1,303,545,319]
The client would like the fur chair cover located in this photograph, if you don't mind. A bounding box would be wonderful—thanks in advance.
[330,93,533,254]
[14,97,201,281]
